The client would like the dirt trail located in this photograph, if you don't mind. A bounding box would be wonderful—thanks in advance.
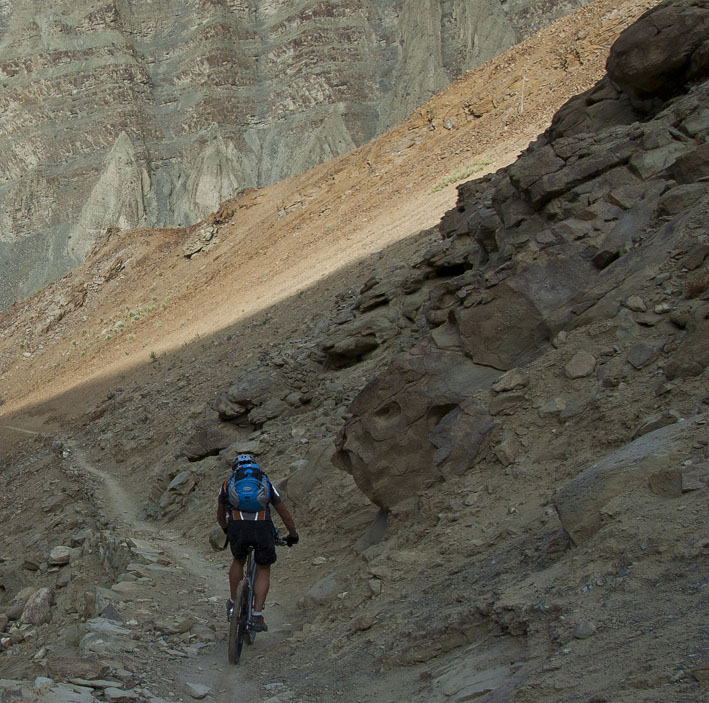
[61,436,302,701]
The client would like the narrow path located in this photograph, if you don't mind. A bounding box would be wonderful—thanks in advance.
[62,436,298,702]
[2,425,42,435]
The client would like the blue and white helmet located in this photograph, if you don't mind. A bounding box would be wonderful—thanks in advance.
[232,453,256,469]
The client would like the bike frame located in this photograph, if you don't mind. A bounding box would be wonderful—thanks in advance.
[228,532,286,665]
[242,547,256,630]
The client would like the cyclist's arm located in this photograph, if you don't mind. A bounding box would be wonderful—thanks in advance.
[273,500,297,538]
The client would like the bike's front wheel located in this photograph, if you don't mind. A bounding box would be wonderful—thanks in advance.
[228,579,250,665]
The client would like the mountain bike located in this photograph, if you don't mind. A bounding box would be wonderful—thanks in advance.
[228,533,287,665]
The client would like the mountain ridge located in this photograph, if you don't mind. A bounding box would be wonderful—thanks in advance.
[0,0,592,308]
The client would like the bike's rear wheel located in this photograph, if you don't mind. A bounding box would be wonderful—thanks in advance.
[228,579,250,665]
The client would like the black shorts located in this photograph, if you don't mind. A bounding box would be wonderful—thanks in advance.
[228,521,277,565]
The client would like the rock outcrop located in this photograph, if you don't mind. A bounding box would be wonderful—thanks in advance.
[334,0,709,513]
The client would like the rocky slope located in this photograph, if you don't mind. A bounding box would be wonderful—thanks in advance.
[0,0,592,309]
[1,1,708,702]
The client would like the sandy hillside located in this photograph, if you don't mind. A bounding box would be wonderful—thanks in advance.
[0,0,658,422]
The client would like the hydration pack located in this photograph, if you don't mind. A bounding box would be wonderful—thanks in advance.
[227,463,271,512]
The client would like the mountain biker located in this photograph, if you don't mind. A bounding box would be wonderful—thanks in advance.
[217,453,298,632]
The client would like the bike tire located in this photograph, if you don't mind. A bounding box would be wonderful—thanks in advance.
[228,579,250,665]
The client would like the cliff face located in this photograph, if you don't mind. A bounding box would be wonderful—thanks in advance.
[0,0,590,308]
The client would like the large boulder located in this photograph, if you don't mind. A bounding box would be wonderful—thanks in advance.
[215,368,283,421]
[663,318,709,379]
[606,0,709,104]
[320,309,400,368]
[333,343,499,511]
[179,421,242,461]
[456,255,595,370]
[456,282,550,370]
[554,419,706,544]
[214,365,290,426]
[547,77,641,141]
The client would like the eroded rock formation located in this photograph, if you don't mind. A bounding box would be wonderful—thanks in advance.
[333,0,709,513]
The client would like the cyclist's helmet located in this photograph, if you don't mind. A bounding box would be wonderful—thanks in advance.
[232,453,255,469]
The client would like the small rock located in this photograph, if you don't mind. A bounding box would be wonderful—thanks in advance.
[172,616,199,635]
[626,342,660,369]
[573,621,596,639]
[69,678,124,690]
[488,393,525,416]
[6,602,25,621]
[495,434,521,467]
[682,463,708,492]
[70,528,93,547]
[648,469,683,497]
[55,569,72,589]
[634,311,661,326]
[693,668,709,682]
[632,411,678,439]
[538,397,566,417]
[101,603,122,621]
[552,330,568,349]
[184,682,210,700]
[351,614,377,632]
[21,587,54,625]
[564,351,596,379]
[190,624,216,642]
[109,581,144,599]
[42,684,96,702]
[47,654,111,680]
[492,368,529,392]
[300,572,340,608]
[625,295,646,312]
[209,525,227,551]
[49,546,72,566]
[559,395,591,421]
[10,629,25,644]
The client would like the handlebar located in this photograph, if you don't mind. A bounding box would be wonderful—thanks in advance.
[274,528,297,547]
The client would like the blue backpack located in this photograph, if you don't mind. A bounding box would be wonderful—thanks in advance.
[227,462,271,512]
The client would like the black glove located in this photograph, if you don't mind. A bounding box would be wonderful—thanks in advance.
[221,525,229,550]
[285,534,299,547]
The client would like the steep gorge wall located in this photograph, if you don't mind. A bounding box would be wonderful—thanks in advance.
[0,0,590,308]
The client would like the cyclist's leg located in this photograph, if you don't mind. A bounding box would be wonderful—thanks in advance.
[252,564,271,612]
[228,522,249,600]
[251,523,277,621]
[229,557,246,600]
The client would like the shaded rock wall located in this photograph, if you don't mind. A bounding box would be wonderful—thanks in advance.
[333,0,709,512]
[0,0,590,308]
